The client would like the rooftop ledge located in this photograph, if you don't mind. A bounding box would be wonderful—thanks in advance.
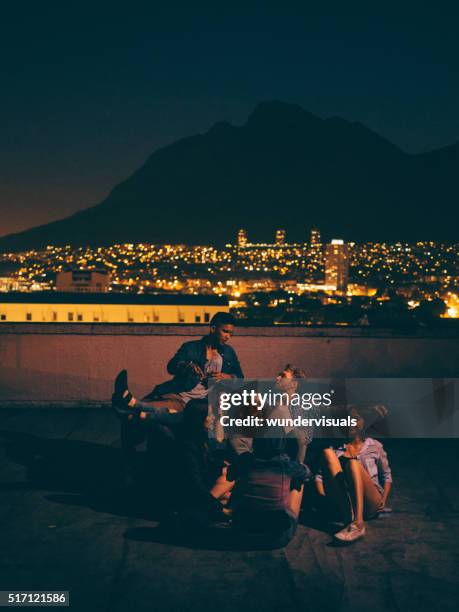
[1,322,458,404]
[1,322,458,338]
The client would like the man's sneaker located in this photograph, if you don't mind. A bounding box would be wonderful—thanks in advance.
[334,522,366,543]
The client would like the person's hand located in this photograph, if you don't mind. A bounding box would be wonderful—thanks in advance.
[191,363,205,379]
[371,405,389,419]
[177,360,203,377]
[180,361,204,380]
[211,372,233,381]
[377,499,393,514]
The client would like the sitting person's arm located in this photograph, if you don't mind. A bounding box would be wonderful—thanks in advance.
[314,471,325,496]
[381,480,392,509]
[377,443,393,508]
[285,457,313,490]
[166,344,204,390]
[167,342,200,376]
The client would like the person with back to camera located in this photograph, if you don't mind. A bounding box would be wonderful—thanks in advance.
[226,429,312,549]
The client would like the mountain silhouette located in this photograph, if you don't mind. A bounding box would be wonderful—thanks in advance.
[1,101,457,251]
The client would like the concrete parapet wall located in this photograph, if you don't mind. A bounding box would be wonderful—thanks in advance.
[0,324,458,405]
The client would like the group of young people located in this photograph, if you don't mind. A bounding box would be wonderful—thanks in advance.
[112,312,392,547]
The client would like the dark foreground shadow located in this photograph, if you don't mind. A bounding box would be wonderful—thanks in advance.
[0,428,341,551]
[0,428,167,521]
[124,524,242,551]
[123,523,302,552]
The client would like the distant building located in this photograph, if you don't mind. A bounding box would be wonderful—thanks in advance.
[185,278,213,293]
[0,277,26,292]
[325,239,349,293]
[226,278,278,294]
[0,277,51,293]
[309,228,323,266]
[237,229,248,248]
[0,292,228,324]
[347,284,377,297]
[56,269,110,293]
[310,228,321,249]
[275,229,286,245]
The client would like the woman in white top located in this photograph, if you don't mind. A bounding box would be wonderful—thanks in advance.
[315,406,392,543]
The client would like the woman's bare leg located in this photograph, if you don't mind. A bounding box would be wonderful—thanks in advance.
[344,459,382,521]
[343,459,364,525]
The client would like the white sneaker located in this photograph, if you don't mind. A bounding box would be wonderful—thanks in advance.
[334,522,366,543]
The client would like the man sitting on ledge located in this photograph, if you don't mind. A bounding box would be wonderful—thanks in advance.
[111,312,244,483]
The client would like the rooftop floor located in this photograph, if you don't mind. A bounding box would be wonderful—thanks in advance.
[0,407,458,612]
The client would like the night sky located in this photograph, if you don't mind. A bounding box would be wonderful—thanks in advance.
[1,2,458,237]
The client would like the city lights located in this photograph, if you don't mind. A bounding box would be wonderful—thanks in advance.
[0,231,458,325]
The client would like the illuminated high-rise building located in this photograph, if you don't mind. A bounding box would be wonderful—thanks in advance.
[310,228,321,249]
[275,229,286,245]
[308,227,323,269]
[238,228,248,248]
[325,239,349,293]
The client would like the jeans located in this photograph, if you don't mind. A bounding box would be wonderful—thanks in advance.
[134,394,186,424]
[121,394,186,464]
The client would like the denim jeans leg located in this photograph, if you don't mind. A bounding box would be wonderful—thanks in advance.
[135,398,184,425]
